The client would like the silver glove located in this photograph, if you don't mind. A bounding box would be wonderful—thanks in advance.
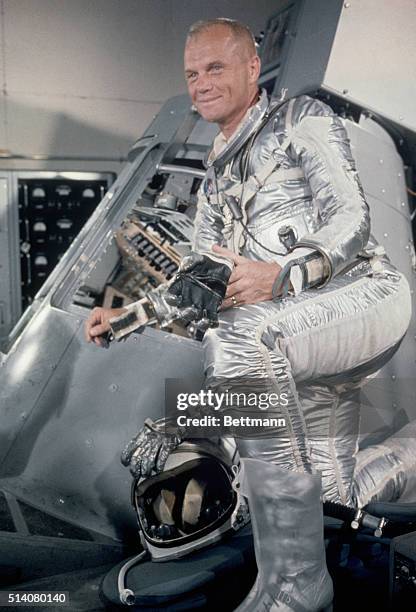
[120,417,183,479]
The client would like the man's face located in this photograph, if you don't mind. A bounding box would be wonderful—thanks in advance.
[184,26,260,134]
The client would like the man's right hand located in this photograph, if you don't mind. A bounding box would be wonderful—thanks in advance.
[84,307,127,347]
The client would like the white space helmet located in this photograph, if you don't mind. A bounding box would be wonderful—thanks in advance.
[131,440,250,561]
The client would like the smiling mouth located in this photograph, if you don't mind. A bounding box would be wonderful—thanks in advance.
[198,97,221,104]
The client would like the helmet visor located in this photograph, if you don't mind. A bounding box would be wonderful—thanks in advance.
[133,457,236,547]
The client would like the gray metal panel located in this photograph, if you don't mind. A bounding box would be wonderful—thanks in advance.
[0,176,12,338]
[324,0,416,132]
[274,0,416,139]
[0,306,204,540]
[348,117,415,266]
[0,173,21,344]
[272,0,343,98]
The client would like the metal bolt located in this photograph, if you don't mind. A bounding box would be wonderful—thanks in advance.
[20,412,27,421]
[383,232,388,238]
[109,383,119,392]
[379,159,384,164]
[344,2,350,7]
[401,202,406,207]
[58,498,65,505]
[381,188,386,193]
[391,375,396,380]
[342,89,349,95]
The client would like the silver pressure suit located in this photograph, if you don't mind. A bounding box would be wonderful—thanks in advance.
[188,91,411,506]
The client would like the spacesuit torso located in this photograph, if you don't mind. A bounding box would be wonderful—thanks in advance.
[193,89,392,290]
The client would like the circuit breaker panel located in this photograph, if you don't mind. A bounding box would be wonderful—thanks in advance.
[0,171,114,346]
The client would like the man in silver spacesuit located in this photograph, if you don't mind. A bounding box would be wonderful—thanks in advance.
[85,18,411,612]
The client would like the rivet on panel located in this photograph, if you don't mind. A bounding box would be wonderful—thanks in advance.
[381,188,386,194]
[383,232,388,238]
[109,383,119,392]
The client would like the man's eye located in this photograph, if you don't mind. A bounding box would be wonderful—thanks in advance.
[210,65,223,73]
[186,73,197,81]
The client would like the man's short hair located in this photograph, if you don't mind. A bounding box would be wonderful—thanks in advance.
[187,18,257,57]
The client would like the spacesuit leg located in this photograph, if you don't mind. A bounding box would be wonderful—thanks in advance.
[203,299,313,473]
[297,382,361,506]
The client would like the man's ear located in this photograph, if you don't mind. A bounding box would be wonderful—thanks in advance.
[248,55,261,84]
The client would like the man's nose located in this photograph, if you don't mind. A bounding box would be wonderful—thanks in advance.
[195,73,212,93]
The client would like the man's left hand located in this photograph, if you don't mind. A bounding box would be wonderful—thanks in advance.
[212,245,282,308]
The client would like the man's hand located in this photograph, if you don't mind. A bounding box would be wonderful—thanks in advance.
[212,245,282,308]
[120,418,183,479]
[166,251,232,327]
[84,307,127,347]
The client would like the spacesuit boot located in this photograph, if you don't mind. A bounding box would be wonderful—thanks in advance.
[235,458,333,612]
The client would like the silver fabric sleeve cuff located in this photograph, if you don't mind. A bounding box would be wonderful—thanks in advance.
[292,253,331,293]
[109,300,154,340]
[272,251,330,299]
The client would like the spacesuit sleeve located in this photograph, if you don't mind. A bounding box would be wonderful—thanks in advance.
[191,182,225,252]
[287,96,370,282]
